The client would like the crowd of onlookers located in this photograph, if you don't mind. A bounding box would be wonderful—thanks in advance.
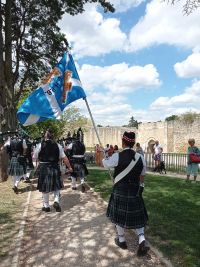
[94,143,145,167]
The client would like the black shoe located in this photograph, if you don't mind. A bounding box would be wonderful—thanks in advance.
[114,237,127,250]
[137,240,150,257]
[12,186,18,194]
[72,187,77,190]
[53,202,61,212]
[42,207,51,212]
[81,184,85,193]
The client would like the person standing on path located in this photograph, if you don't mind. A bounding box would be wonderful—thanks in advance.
[186,138,200,182]
[102,131,149,256]
[153,140,163,172]
[33,129,73,212]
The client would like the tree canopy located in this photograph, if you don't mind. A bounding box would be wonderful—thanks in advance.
[165,112,200,123]
[165,0,200,14]
[0,0,114,132]
[123,116,139,128]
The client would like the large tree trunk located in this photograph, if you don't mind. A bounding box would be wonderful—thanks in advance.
[0,0,14,181]
[0,147,9,182]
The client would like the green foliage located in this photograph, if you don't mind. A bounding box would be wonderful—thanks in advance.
[126,116,138,128]
[0,0,114,131]
[62,106,89,133]
[22,119,66,140]
[165,114,179,121]
[180,112,200,124]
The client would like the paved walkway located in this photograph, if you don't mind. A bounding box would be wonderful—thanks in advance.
[15,176,167,267]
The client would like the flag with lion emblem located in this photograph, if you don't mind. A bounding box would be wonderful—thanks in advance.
[17,52,86,126]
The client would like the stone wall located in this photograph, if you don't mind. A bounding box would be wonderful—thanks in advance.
[84,119,200,153]
[84,126,137,150]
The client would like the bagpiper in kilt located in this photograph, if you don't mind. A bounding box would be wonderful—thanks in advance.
[102,131,149,256]
[65,128,88,193]
[33,129,73,212]
[4,136,27,194]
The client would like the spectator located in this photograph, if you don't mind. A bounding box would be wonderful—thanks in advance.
[136,143,144,157]
[153,140,163,172]
[113,145,119,153]
[186,138,200,182]
[104,144,110,158]
[108,145,114,157]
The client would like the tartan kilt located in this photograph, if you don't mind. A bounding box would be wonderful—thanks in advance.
[37,163,64,193]
[71,163,86,179]
[8,156,26,176]
[106,183,148,229]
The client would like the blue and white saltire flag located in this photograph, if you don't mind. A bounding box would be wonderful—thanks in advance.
[17,52,86,126]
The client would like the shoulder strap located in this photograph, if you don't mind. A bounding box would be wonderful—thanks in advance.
[114,153,141,185]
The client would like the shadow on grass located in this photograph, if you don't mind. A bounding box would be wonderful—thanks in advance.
[87,170,200,267]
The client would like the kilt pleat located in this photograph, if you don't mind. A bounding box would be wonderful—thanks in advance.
[37,163,64,193]
[106,183,148,229]
[8,157,26,176]
[71,163,85,178]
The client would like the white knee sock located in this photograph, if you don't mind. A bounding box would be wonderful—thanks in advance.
[25,171,30,179]
[13,176,20,187]
[136,227,145,244]
[116,225,125,242]
[54,190,60,203]
[80,177,85,184]
[71,177,76,187]
[42,193,50,208]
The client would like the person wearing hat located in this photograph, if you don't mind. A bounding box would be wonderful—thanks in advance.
[33,129,73,212]
[102,131,149,256]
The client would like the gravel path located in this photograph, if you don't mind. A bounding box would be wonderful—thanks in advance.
[15,175,168,267]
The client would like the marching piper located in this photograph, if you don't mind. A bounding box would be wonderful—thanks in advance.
[33,128,73,212]
[102,131,149,256]
[2,134,27,193]
[67,128,88,192]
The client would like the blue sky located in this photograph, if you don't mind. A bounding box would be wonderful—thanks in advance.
[59,0,200,126]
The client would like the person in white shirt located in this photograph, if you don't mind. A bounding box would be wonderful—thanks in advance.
[33,129,73,212]
[153,140,163,172]
[102,131,149,256]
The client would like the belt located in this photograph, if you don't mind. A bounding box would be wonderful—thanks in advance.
[40,162,58,164]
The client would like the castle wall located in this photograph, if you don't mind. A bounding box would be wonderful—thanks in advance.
[137,121,168,152]
[84,126,137,149]
[172,119,200,153]
[84,119,200,153]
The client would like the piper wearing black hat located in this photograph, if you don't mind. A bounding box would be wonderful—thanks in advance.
[33,129,73,212]
[102,131,149,256]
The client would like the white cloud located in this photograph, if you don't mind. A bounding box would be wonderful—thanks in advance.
[78,62,161,93]
[109,0,145,12]
[174,52,200,78]
[72,80,200,125]
[74,92,135,126]
[128,0,200,52]
[59,5,127,58]
[150,80,200,110]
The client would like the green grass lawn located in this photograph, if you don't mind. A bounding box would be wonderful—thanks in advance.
[0,177,30,258]
[87,169,200,267]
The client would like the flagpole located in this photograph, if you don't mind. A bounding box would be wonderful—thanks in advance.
[84,97,113,180]
[84,97,101,146]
